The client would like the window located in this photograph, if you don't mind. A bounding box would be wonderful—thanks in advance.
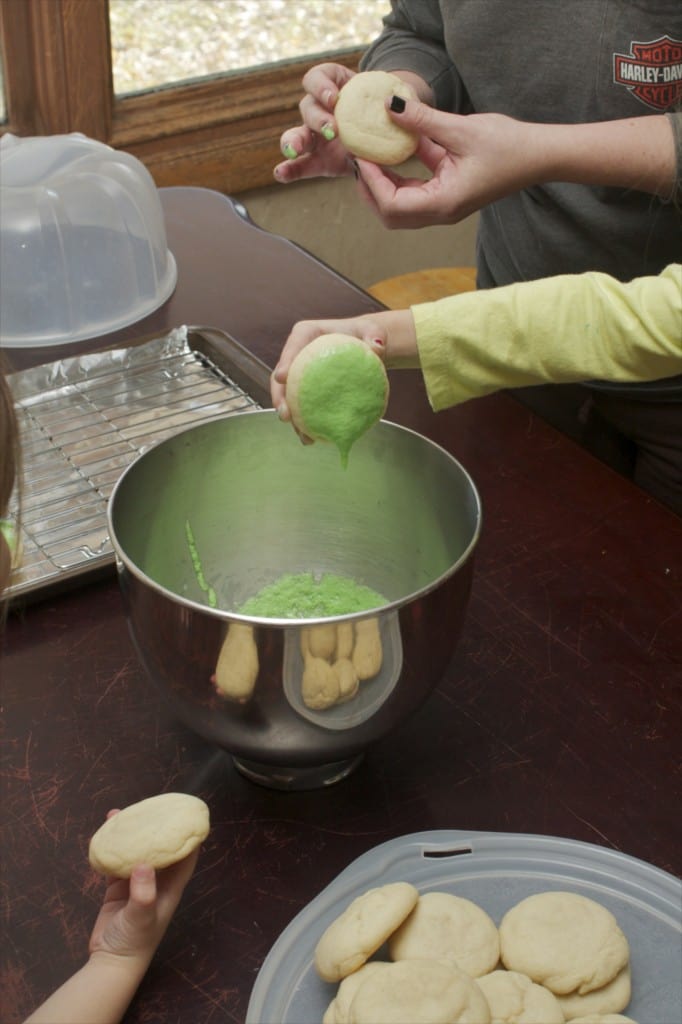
[110,1,388,96]
[0,0,389,193]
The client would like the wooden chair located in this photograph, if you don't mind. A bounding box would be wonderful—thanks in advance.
[367,266,477,308]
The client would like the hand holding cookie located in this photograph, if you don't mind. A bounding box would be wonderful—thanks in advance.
[334,71,419,165]
[88,797,209,963]
[271,319,388,422]
[275,62,357,184]
[89,792,210,878]
[282,333,389,465]
[24,796,209,1024]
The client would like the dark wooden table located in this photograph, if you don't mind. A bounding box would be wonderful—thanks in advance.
[2,188,680,1024]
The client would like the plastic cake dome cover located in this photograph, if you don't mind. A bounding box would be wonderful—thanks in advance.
[0,132,177,347]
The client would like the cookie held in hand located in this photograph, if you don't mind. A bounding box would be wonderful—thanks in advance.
[335,70,419,165]
[286,333,389,465]
[88,792,210,878]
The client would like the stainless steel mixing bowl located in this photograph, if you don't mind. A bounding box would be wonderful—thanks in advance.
[108,410,481,788]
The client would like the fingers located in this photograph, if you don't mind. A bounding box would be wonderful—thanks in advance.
[299,93,337,142]
[301,61,353,110]
[279,124,317,162]
[270,329,316,418]
[128,863,157,906]
[354,157,460,229]
[119,863,157,932]
[386,95,465,147]
[274,64,355,184]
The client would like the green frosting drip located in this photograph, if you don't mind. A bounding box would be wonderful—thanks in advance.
[185,520,218,608]
[239,572,386,618]
[299,346,386,467]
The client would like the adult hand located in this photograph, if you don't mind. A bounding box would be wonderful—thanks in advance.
[271,317,387,421]
[274,63,357,183]
[355,100,538,228]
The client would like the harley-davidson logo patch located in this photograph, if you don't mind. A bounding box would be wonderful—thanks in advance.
[613,35,682,110]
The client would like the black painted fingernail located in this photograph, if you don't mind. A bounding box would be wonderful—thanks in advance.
[390,95,406,113]
[352,159,359,180]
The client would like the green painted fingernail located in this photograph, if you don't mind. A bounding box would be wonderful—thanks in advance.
[282,143,297,160]
[321,123,336,141]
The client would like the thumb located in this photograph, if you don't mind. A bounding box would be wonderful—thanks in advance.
[124,863,157,928]
[386,95,463,146]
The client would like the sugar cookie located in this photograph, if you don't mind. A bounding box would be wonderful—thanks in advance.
[347,958,491,1024]
[388,891,499,977]
[476,969,565,1023]
[566,1016,638,1023]
[499,891,630,995]
[335,70,419,165]
[314,881,418,983]
[558,965,632,1019]
[286,334,389,465]
[88,792,210,877]
[326,962,390,1024]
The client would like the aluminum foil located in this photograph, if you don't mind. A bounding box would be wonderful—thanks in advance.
[6,327,261,601]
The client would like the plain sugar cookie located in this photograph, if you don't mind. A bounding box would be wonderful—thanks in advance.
[88,792,210,877]
[388,891,499,977]
[328,962,391,1024]
[558,964,632,1019]
[476,969,565,1024]
[499,891,630,996]
[566,1016,638,1023]
[314,881,418,982]
[335,70,418,164]
[347,958,491,1024]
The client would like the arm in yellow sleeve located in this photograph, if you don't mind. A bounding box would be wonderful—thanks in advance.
[413,264,682,410]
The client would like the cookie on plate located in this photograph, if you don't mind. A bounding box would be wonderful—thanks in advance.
[324,961,390,1024]
[88,792,210,878]
[346,958,491,1023]
[388,891,499,977]
[335,70,418,165]
[476,969,565,1023]
[499,891,630,995]
[557,964,632,1019]
[566,1016,638,1023]
[314,881,418,983]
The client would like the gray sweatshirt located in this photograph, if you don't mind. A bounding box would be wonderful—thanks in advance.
[361,0,682,289]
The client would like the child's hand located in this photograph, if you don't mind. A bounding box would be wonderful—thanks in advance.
[88,810,198,966]
[24,809,201,1023]
[271,318,387,423]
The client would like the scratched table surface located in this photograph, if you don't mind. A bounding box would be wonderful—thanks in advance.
[2,188,681,1023]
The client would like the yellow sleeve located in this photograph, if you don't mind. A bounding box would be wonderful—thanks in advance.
[413,264,682,410]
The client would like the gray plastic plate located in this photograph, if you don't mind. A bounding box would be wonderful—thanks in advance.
[246,830,681,1024]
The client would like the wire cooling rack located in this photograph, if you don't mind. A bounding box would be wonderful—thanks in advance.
[6,326,270,602]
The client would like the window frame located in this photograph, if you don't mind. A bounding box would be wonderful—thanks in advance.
[0,0,363,192]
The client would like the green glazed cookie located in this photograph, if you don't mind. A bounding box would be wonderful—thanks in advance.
[286,333,389,466]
